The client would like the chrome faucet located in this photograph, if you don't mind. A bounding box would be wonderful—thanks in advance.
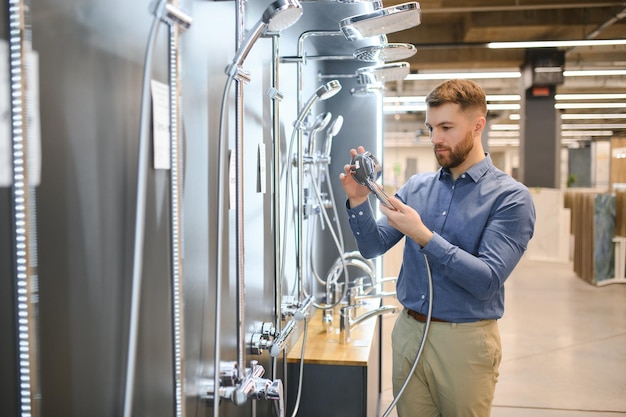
[348,277,397,306]
[339,304,397,344]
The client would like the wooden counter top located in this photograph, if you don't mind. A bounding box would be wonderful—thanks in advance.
[286,300,388,366]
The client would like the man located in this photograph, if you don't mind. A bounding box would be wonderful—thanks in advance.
[340,79,536,417]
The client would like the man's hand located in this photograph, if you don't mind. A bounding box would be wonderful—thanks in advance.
[380,195,434,248]
[339,146,371,208]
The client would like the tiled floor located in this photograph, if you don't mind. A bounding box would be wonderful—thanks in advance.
[378,256,626,417]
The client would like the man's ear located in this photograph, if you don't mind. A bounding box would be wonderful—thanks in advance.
[474,116,486,135]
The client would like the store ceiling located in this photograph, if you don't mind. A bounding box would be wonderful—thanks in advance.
[380,0,626,145]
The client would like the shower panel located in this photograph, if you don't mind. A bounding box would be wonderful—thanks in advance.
[207,1,303,414]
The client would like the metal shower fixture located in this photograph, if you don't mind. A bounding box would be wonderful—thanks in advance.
[353,42,416,62]
[339,2,421,41]
[293,80,342,128]
[356,62,410,83]
[318,62,410,86]
[226,0,303,77]
[323,115,343,158]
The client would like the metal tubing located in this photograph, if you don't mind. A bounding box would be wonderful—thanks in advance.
[123,2,167,415]
[235,0,246,379]
[168,12,186,417]
[270,34,282,381]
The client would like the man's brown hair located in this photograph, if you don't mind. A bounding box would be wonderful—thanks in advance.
[425,79,487,117]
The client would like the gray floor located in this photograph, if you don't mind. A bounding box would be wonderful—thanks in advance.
[378,256,626,417]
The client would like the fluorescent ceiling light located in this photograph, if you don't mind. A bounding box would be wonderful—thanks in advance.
[488,131,519,137]
[562,130,614,137]
[561,113,626,120]
[563,69,626,77]
[404,69,626,81]
[555,102,626,109]
[487,39,626,49]
[562,123,626,130]
[404,71,521,81]
[491,124,519,130]
[555,93,626,100]
[383,94,521,103]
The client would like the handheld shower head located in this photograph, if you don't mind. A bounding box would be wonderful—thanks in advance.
[264,0,304,31]
[306,112,332,155]
[327,115,344,138]
[350,151,396,209]
[339,2,421,41]
[353,43,417,62]
[227,0,303,77]
[305,112,332,133]
[356,62,410,84]
[294,80,342,129]
[323,115,344,158]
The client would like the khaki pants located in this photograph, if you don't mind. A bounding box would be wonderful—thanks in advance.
[391,309,502,417]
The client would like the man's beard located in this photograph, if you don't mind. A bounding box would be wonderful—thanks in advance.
[434,129,474,169]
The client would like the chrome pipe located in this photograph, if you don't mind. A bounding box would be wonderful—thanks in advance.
[270,33,282,381]
[234,0,246,379]
[123,2,168,416]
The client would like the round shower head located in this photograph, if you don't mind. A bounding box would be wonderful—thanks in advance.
[339,2,421,41]
[353,43,417,62]
[316,79,343,101]
[294,80,342,129]
[263,0,303,32]
[356,62,410,84]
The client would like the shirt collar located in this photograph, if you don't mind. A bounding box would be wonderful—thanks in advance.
[438,153,493,183]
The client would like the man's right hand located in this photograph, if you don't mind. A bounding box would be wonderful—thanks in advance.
[340,146,371,208]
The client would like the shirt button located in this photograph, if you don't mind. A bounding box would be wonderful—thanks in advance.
[358,211,364,216]
[421,295,425,299]
[351,214,356,218]
[356,232,360,235]
[442,210,447,216]
[461,174,466,178]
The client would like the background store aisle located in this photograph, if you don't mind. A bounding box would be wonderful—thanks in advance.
[379,252,626,417]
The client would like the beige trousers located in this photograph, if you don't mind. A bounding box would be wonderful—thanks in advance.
[391,309,502,417]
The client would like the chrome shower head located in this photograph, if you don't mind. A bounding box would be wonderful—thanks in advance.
[294,80,342,129]
[327,115,344,137]
[306,112,332,155]
[323,115,344,157]
[353,43,417,62]
[305,112,332,133]
[350,85,383,98]
[356,62,410,84]
[227,0,303,77]
[316,79,343,101]
[339,2,421,41]
[263,0,304,31]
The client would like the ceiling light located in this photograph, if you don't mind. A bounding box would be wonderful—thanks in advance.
[487,39,626,49]
[555,102,626,109]
[404,69,626,81]
[491,124,519,130]
[555,93,626,100]
[562,130,614,137]
[564,69,626,77]
[562,123,626,130]
[404,71,521,81]
[560,113,626,120]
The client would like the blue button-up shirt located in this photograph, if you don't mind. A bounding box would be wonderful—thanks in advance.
[346,155,536,322]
